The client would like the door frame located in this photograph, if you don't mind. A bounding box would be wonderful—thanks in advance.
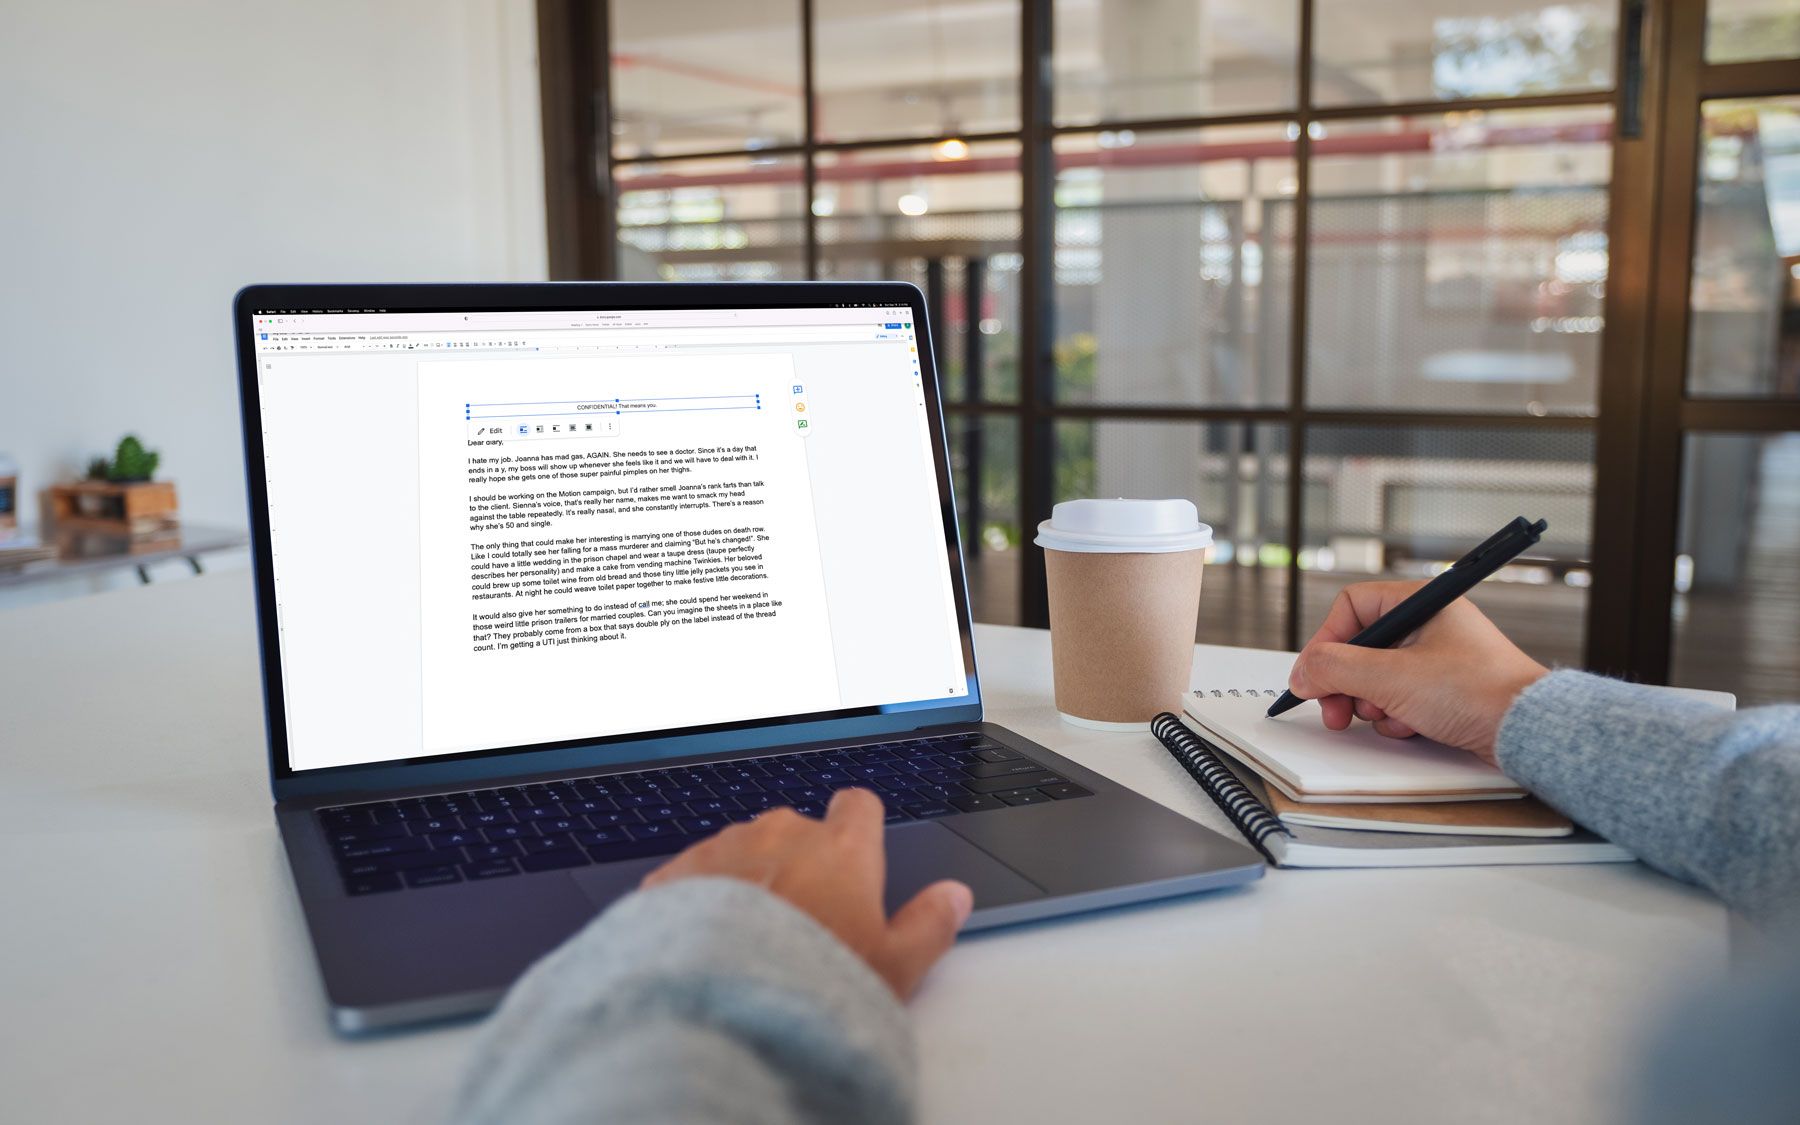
[1587,0,1800,680]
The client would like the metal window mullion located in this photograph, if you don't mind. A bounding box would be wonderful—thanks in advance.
[801,0,819,279]
[1696,57,1800,99]
[947,402,1599,428]
[1631,0,1710,683]
[609,85,1613,170]
[1017,0,1055,628]
[594,0,618,278]
[1308,89,1614,121]
[536,0,615,279]
[1680,400,1800,431]
[964,256,989,560]
[1284,0,1316,652]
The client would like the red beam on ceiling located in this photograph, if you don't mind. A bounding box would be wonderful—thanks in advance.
[613,52,804,98]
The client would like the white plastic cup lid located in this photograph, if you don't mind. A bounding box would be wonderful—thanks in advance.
[1034,498,1213,554]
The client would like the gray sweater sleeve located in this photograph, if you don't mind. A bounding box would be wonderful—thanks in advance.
[450,876,914,1125]
[1496,669,1800,927]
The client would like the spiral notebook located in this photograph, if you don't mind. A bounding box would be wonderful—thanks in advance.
[1180,688,1526,802]
[1148,713,1634,869]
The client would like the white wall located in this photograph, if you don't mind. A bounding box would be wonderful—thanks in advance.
[1,0,547,601]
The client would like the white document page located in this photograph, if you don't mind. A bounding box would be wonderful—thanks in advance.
[415,354,839,756]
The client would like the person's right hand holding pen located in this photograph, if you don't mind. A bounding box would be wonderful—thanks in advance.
[1277,517,1552,765]
[1282,582,1548,763]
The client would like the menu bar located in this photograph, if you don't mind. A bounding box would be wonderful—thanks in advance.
[250,307,913,332]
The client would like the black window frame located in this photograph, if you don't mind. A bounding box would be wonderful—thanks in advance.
[539,0,1800,684]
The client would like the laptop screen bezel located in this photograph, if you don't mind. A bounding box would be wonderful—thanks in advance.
[236,282,984,801]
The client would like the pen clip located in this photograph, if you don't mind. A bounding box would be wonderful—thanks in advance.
[1447,517,1546,571]
[1448,517,1526,570]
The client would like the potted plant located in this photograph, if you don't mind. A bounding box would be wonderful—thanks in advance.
[52,435,179,534]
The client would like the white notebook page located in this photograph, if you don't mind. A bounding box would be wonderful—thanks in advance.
[1182,692,1522,797]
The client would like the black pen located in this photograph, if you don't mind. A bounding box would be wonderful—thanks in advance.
[1265,516,1549,718]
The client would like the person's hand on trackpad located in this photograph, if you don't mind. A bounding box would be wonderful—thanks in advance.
[641,788,974,999]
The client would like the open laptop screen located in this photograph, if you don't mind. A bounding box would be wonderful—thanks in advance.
[245,295,972,775]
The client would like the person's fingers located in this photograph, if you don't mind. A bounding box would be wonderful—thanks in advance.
[1318,693,1354,730]
[1288,641,1410,709]
[640,855,682,888]
[643,807,822,891]
[1372,716,1417,739]
[826,787,884,839]
[1301,587,1365,650]
[641,825,733,888]
[1303,582,1425,649]
[825,787,888,896]
[1353,698,1388,723]
[878,879,973,999]
[756,805,803,827]
[749,806,809,844]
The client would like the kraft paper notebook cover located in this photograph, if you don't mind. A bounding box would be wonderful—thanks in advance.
[1262,787,1574,837]
[1148,714,1633,869]
[1180,689,1526,802]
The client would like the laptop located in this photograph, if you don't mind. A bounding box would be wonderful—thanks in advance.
[234,282,1263,1033]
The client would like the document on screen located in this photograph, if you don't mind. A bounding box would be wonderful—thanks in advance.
[414,354,840,755]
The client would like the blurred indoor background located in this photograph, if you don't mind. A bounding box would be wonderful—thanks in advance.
[4,0,1798,703]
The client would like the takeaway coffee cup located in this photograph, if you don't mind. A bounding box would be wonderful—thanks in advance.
[1035,499,1212,730]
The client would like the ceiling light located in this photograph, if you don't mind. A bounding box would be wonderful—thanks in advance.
[933,137,970,161]
[897,193,929,216]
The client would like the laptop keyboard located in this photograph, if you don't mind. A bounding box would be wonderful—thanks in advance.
[318,733,1092,895]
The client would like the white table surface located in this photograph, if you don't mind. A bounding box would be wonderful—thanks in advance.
[0,572,1729,1124]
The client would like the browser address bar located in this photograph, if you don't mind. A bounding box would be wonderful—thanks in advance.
[515,325,892,344]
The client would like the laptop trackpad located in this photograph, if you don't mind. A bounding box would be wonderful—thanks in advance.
[883,822,1043,914]
[569,823,1043,917]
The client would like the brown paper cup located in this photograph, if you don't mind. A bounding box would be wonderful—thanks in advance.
[1044,548,1205,728]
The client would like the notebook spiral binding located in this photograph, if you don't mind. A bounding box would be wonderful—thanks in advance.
[1150,712,1289,864]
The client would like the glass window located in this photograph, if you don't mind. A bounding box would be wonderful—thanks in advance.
[1294,425,1594,669]
[1706,0,1800,64]
[1687,98,1800,398]
[816,142,1021,400]
[614,154,807,281]
[1311,0,1614,108]
[948,414,1022,624]
[1306,107,1612,415]
[1053,419,1290,650]
[1671,433,1800,705]
[1054,126,1295,406]
[610,0,804,158]
[812,0,1018,144]
[596,2,1641,657]
[932,257,1023,406]
[814,143,1021,257]
[1053,0,1298,125]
